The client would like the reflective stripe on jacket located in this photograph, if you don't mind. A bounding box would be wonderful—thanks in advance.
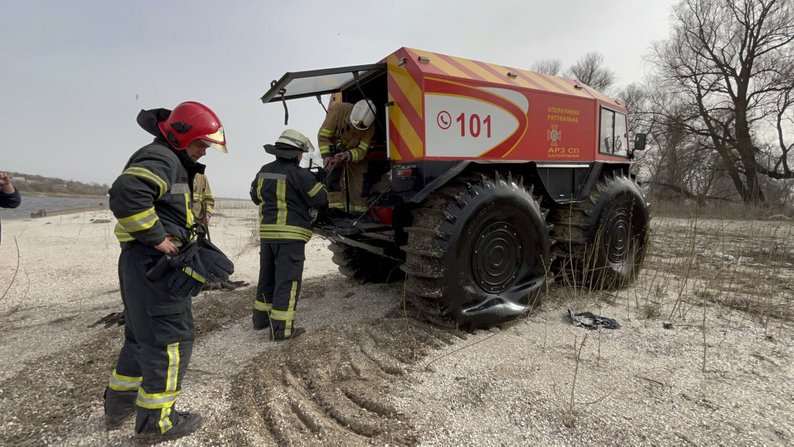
[250,158,327,242]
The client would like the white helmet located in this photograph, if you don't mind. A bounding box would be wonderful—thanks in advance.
[265,129,315,159]
[350,99,376,131]
[275,129,314,153]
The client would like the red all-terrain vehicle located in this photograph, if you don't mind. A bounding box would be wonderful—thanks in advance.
[261,47,650,329]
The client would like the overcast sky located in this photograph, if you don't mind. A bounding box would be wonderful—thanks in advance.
[1,0,674,199]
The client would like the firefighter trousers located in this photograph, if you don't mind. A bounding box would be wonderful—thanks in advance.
[106,243,194,434]
[328,161,368,213]
[254,241,305,338]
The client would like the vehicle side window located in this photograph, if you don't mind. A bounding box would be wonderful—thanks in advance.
[599,108,629,157]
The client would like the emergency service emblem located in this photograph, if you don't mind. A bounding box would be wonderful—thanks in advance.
[547,125,561,146]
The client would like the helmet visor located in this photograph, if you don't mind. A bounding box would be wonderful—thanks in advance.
[205,141,228,153]
[201,127,227,153]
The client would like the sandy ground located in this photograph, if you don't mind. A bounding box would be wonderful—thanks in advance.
[0,203,792,446]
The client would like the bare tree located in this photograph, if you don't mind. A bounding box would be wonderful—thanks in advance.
[567,52,616,92]
[652,0,794,204]
[532,59,563,76]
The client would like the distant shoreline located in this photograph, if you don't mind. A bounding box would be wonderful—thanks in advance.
[22,192,107,199]
[2,194,109,220]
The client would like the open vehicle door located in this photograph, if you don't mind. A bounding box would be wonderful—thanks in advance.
[261,63,385,104]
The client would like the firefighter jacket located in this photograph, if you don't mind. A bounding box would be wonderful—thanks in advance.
[317,102,375,163]
[250,157,327,243]
[0,187,21,245]
[192,173,214,225]
[110,108,202,246]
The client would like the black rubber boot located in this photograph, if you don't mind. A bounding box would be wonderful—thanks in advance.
[103,387,137,430]
[252,311,270,330]
[272,326,306,342]
[134,408,203,444]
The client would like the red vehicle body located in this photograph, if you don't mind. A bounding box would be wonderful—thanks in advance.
[384,48,630,164]
[262,48,650,329]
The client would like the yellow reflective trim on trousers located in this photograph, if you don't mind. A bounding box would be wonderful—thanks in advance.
[276,179,287,225]
[165,342,180,393]
[122,166,167,198]
[329,202,345,209]
[160,407,173,434]
[114,223,135,242]
[108,368,142,391]
[118,207,159,233]
[270,309,296,321]
[254,299,271,312]
[182,267,206,283]
[288,280,297,313]
[282,281,298,336]
[136,388,180,409]
[308,182,325,197]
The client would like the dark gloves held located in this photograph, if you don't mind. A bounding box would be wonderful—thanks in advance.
[191,246,235,283]
[166,238,235,297]
[168,267,204,297]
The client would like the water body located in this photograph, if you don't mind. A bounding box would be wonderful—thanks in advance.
[2,195,109,220]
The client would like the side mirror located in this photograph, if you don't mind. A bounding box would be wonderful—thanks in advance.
[633,133,647,151]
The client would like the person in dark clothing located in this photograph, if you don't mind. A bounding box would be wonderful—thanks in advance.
[0,172,22,245]
[250,129,328,340]
[104,101,234,443]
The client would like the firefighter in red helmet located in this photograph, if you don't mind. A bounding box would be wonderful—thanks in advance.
[103,101,234,442]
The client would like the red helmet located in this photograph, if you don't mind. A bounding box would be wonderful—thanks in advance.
[157,101,227,153]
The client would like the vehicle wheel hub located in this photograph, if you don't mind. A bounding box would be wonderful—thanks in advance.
[605,209,630,263]
[472,222,522,293]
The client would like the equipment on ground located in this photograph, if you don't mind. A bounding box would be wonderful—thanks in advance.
[261,48,651,329]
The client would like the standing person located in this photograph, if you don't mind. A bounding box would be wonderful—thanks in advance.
[0,172,22,245]
[250,129,327,340]
[317,99,376,214]
[104,101,234,442]
[192,172,214,230]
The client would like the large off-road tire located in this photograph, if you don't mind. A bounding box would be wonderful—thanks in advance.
[401,172,551,329]
[549,174,650,289]
[329,242,404,283]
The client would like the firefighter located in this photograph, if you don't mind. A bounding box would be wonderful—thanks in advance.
[250,129,327,340]
[317,99,376,214]
[192,172,214,229]
[0,172,21,245]
[104,101,234,442]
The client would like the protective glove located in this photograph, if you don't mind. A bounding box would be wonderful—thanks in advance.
[334,151,351,163]
[311,166,327,184]
[168,267,205,297]
[191,245,235,283]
